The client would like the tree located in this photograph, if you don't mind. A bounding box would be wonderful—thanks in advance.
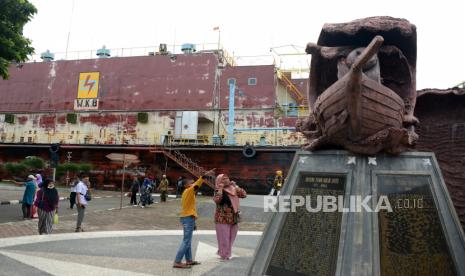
[22,156,45,169]
[0,0,37,79]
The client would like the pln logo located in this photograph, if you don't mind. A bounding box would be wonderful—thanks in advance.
[75,72,100,110]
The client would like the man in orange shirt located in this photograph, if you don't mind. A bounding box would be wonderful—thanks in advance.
[173,168,215,269]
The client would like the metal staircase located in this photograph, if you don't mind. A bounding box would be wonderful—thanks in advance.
[149,146,215,189]
[277,69,307,105]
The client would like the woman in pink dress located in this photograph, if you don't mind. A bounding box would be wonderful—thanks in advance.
[213,174,247,260]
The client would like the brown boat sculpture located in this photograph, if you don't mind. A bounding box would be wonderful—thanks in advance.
[299,35,418,155]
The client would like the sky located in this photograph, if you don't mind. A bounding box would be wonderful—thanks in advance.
[23,0,464,89]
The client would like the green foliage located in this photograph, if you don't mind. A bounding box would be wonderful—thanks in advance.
[4,156,44,178]
[21,156,45,169]
[56,162,92,177]
[137,112,148,124]
[0,163,5,179]
[0,0,37,79]
[66,113,77,124]
[56,163,78,178]
[4,162,28,176]
[78,163,92,172]
[4,114,14,124]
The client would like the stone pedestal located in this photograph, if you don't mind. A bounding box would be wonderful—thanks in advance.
[248,150,465,276]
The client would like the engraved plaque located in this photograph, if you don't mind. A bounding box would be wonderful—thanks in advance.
[266,174,345,276]
[377,175,457,276]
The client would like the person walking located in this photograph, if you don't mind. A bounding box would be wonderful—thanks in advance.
[176,176,184,198]
[34,179,59,235]
[130,175,140,206]
[159,174,169,202]
[22,175,37,219]
[173,168,215,269]
[75,175,89,232]
[140,176,154,208]
[69,176,79,209]
[213,174,247,260]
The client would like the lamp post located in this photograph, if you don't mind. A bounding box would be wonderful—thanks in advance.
[120,153,126,209]
[66,151,72,186]
[106,153,139,209]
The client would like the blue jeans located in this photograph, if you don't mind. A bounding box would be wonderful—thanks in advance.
[175,216,195,263]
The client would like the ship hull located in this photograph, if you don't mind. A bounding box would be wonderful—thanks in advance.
[0,144,296,194]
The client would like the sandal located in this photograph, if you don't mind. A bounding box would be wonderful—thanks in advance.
[173,262,191,269]
[186,261,201,265]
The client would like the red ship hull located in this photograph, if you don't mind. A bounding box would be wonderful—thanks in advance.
[0,144,296,194]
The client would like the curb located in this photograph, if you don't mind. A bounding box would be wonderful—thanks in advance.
[0,194,178,206]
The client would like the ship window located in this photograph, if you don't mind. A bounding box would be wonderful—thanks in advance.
[227,78,236,86]
[248,78,257,86]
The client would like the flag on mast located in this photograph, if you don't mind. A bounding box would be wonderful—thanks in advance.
[213,26,220,31]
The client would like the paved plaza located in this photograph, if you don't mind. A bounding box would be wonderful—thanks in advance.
[0,230,261,275]
[0,184,270,276]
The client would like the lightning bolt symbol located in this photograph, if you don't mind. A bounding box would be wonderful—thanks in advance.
[83,75,95,94]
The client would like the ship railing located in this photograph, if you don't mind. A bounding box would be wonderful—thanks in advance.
[164,133,211,146]
[279,104,310,117]
[0,130,307,147]
[27,42,231,63]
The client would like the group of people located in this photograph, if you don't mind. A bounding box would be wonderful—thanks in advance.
[173,169,248,268]
[129,174,171,207]
[22,173,92,235]
[22,173,60,235]
[22,173,46,220]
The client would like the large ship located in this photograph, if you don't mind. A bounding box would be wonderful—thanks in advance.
[0,44,309,194]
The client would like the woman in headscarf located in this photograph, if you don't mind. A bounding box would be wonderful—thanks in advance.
[31,172,43,219]
[34,179,59,235]
[35,173,43,188]
[22,175,36,219]
[213,174,247,260]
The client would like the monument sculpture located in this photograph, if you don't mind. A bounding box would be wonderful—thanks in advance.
[249,16,465,276]
[297,17,419,155]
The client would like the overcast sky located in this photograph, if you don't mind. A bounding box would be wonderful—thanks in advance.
[23,0,464,89]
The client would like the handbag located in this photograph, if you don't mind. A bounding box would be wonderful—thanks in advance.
[80,190,92,201]
[53,213,59,224]
[85,190,92,201]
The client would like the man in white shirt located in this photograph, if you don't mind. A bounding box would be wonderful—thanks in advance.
[75,175,89,232]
